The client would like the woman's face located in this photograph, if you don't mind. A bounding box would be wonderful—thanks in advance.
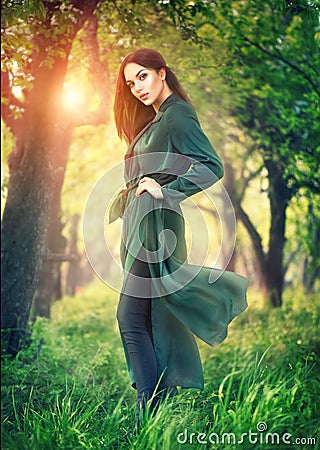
[124,62,170,111]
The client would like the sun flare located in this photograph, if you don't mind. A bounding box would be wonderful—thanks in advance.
[62,84,86,109]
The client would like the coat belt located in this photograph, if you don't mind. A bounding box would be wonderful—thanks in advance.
[108,173,178,224]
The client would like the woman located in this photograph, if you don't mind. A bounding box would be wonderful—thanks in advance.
[111,48,248,421]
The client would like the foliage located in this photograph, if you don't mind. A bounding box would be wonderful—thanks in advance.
[1,282,319,449]
[146,0,320,196]
[1,0,46,26]
[183,0,320,192]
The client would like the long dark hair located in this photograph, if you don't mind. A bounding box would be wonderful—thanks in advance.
[114,48,193,143]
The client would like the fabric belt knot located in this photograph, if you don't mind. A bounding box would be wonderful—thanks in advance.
[108,173,178,224]
[108,180,140,224]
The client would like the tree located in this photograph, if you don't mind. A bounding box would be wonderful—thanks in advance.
[223,0,319,306]
[1,0,110,354]
[164,0,320,306]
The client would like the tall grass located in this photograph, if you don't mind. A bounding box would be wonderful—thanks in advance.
[1,282,319,449]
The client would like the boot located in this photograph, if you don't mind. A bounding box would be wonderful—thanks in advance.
[135,389,159,429]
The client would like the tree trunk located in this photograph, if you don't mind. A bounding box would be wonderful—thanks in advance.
[224,159,292,307]
[1,0,103,355]
[65,214,81,296]
[263,205,287,307]
[31,132,71,319]
[1,136,52,354]
[1,38,72,354]
[263,159,292,307]
[31,216,67,319]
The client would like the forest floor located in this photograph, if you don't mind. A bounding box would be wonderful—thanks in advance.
[1,281,320,449]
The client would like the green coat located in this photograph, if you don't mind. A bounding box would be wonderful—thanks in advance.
[110,94,248,390]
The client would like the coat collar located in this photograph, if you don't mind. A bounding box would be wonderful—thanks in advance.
[125,110,163,159]
[124,94,180,159]
[158,93,180,113]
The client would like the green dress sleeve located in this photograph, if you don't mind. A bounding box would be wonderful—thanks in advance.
[162,101,224,201]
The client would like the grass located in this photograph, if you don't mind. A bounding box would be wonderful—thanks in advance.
[1,281,320,449]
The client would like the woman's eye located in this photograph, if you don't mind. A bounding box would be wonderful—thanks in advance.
[126,72,147,89]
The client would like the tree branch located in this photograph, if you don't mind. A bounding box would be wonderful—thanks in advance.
[239,164,264,202]
[223,160,266,277]
[196,14,320,97]
[245,37,320,98]
[235,201,266,274]
[42,251,79,262]
[71,13,111,127]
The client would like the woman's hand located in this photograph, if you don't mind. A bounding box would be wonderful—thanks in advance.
[136,177,164,200]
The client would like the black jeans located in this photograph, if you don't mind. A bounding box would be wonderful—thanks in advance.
[116,256,158,412]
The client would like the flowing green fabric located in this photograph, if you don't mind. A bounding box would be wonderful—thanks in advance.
[110,94,249,389]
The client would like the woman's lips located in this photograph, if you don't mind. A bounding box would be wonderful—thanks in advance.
[140,93,149,100]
